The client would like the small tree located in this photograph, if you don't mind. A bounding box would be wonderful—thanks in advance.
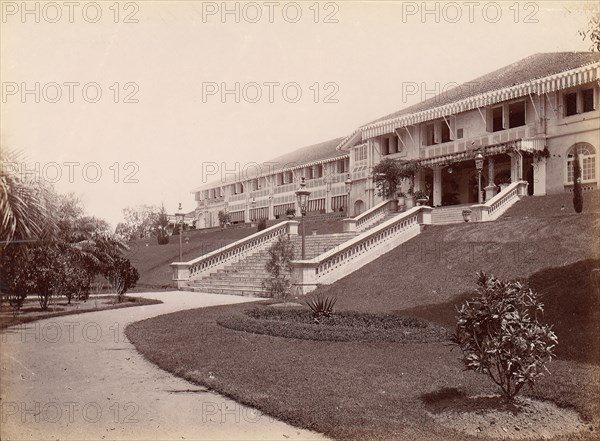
[372,159,403,199]
[262,235,295,301]
[156,204,170,244]
[104,257,139,303]
[451,272,558,401]
[573,149,583,213]
[218,210,230,228]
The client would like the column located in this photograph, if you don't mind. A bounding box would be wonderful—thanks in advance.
[510,152,522,182]
[324,164,332,213]
[244,197,250,223]
[268,196,274,219]
[432,166,442,207]
[484,157,498,200]
[414,169,426,192]
[533,157,547,196]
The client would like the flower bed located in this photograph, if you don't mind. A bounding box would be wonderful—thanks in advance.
[217,307,449,343]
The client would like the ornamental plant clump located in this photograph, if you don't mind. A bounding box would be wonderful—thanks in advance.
[451,272,558,401]
[306,293,337,323]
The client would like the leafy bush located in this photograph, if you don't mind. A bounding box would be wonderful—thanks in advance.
[262,235,294,301]
[306,293,337,322]
[451,272,558,401]
[218,210,230,227]
[285,208,296,217]
[104,257,139,302]
[257,218,267,231]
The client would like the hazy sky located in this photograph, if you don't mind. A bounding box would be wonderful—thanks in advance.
[1,1,596,228]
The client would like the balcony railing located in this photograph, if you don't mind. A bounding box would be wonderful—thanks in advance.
[291,206,432,294]
[342,199,397,232]
[470,181,528,221]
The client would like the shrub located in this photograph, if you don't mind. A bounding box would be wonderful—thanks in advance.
[573,149,583,213]
[285,208,296,217]
[218,210,230,227]
[262,235,294,301]
[157,234,169,245]
[306,293,337,323]
[451,272,558,401]
[104,257,139,302]
[257,218,267,231]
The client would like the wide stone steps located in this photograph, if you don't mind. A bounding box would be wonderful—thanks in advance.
[431,205,470,225]
[184,232,358,296]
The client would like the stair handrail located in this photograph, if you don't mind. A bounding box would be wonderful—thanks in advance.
[471,180,528,221]
[343,199,397,232]
[292,206,432,293]
[171,220,298,287]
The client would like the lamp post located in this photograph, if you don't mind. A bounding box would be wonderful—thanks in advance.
[295,177,311,260]
[250,197,256,223]
[175,202,184,262]
[345,173,352,213]
[475,153,484,204]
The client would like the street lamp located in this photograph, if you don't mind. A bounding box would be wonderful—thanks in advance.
[175,202,185,262]
[250,197,256,222]
[475,153,484,204]
[345,173,352,213]
[295,177,311,260]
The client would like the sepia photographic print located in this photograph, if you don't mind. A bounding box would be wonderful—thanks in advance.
[1,1,599,440]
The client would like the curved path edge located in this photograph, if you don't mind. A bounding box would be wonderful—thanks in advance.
[0,291,329,441]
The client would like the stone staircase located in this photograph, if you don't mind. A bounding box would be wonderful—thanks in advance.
[431,204,470,225]
[183,232,357,296]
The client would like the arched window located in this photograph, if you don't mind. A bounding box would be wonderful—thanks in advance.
[566,143,596,184]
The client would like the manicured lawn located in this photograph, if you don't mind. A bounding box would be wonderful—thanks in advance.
[126,196,600,440]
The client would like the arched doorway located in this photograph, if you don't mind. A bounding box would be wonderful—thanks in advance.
[354,200,365,216]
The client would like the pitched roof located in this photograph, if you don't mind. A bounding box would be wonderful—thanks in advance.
[193,137,348,191]
[367,52,600,126]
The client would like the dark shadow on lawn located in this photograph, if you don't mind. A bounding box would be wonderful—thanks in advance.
[399,259,600,366]
[422,387,523,415]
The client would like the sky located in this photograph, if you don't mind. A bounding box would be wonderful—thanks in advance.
[1,0,596,229]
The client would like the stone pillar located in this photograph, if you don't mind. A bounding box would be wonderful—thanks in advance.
[432,166,442,207]
[484,157,498,200]
[244,199,250,223]
[414,169,426,192]
[532,157,547,196]
[268,196,274,220]
[510,152,522,182]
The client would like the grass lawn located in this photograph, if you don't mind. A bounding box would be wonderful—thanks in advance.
[0,295,162,330]
[126,194,600,440]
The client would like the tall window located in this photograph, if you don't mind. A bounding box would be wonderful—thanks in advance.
[508,101,526,128]
[563,87,596,117]
[566,143,596,184]
[354,145,367,162]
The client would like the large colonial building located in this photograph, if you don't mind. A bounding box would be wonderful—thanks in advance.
[192,52,600,229]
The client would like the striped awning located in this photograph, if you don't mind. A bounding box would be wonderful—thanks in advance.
[338,61,600,147]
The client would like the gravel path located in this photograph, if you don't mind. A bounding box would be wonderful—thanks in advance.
[0,291,328,441]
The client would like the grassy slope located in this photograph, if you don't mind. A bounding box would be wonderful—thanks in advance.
[126,192,600,441]
[127,227,256,287]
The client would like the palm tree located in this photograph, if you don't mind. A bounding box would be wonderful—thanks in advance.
[0,148,55,246]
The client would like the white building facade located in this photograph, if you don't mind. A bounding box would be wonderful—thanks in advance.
[192,53,600,229]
